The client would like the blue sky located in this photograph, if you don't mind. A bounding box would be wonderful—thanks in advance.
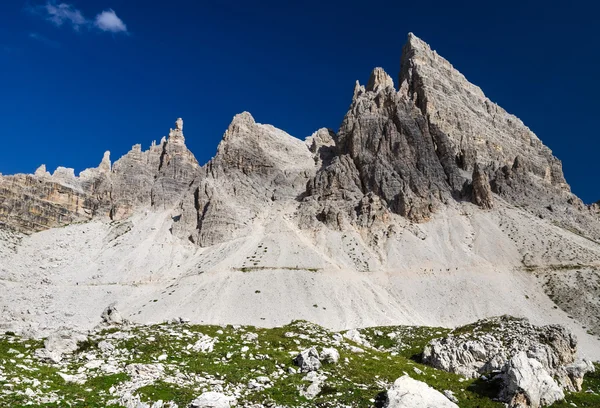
[0,0,598,203]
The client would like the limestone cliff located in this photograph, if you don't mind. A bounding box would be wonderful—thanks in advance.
[0,118,200,232]
[0,34,597,245]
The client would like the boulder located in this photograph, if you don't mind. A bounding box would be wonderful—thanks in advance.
[293,347,321,372]
[101,305,124,325]
[189,392,236,408]
[384,375,459,407]
[35,330,88,363]
[422,317,585,406]
[564,359,596,391]
[320,347,340,364]
[501,352,564,408]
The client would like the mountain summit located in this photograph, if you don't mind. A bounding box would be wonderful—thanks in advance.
[1,34,599,360]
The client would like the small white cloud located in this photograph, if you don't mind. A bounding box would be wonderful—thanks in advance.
[29,2,129,35]
[43,2,87,30]
[94,9,127,33]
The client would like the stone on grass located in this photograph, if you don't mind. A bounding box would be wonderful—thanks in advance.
[384,375,459,407]
[293,347,321,372]
[320,347,340,364]
[501,352,564,408]
[189,392,236,408]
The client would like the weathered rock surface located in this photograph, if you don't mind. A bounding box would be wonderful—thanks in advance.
[0,118,200,233]
[189,392,236,408]
[384,375,459,408]
[101,305,124,325]
[293,347,321,372]
[471,163,493,209]
[170,111,316,246]
[422,316,591,390]
[2,33,598,245]
[422,316,596,406]
[501,351,564,408]
[35,330,88,363]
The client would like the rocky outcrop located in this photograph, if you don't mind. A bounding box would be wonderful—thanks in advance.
[151,118,200,209]
[331,67,454,222]
[0,119,201,233]
[422,316,595,406]
[384,375,459,408]
[501,352,564,408]
[171,112,315,246]
[472,163,494,209]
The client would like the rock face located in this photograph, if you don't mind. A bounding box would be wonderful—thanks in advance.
[422,316,595,406]
[2,33,598,244]
[400,33,566,186]
[384,375,459,408]
[501,352,565,408]
[171,111,315,246]
[471,163,493,209]
[0,118,200,232]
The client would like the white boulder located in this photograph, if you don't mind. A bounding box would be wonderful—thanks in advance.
[320,347,340,364]
[189,392,236,408]
[35,330,88,363]
[385,375,459,407]
[501,352,564,408]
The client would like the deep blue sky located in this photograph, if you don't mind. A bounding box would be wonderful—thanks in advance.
[1,0,598,203]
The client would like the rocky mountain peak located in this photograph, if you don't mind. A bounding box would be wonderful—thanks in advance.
[99,151,111,173]
[365,67,394,93]
[223,111,256,140]
[167,117,185,144]
[34,164,50,178]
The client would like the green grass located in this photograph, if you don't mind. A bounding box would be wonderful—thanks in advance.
[0,332,130,407]
[137,381,197,406]
[0,321,598,407]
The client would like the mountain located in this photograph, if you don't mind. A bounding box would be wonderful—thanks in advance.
[1,33,599,361]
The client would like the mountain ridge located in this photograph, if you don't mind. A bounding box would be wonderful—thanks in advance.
[1,33,599,361]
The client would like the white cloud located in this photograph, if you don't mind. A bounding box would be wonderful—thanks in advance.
[43,2,86,30]
[30,2,128,35]
[94,9,127,33]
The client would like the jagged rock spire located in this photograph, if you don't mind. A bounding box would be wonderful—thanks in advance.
[168,117,185,143]
[366,67,394,92]
[99,151,111,173]
[34,164,50,178]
